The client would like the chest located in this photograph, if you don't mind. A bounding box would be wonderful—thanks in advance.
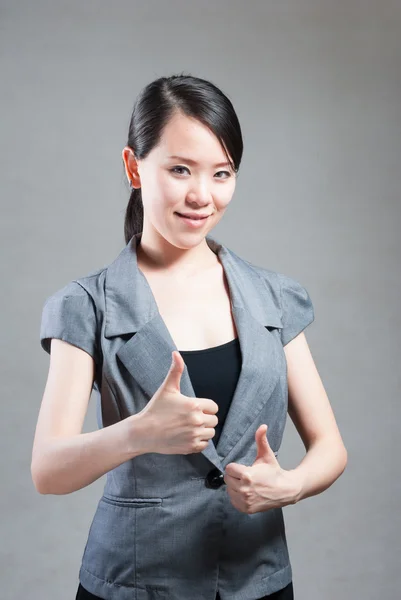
[138,263,238,351]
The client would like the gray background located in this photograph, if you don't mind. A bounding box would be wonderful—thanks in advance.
[1,0,400,598]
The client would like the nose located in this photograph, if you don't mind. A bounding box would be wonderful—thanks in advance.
[186,180,212,207]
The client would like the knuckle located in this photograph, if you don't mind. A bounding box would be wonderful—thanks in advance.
[189,399,201,411]
[242,472,252,485]
[191,413,204,426]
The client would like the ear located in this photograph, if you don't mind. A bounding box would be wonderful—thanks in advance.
[121,146,141,188]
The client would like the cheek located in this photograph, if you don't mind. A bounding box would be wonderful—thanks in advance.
[155,172,182,206]
[140,175,174,216]
[216,189,234,211]
[216,178,236,205]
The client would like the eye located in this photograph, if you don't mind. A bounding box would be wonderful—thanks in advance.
[169,166,189,175]
[169,166,232,179]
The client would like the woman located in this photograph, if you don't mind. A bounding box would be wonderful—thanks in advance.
[33,74,347,600]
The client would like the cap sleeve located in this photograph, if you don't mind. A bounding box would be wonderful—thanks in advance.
[278,273,315,346]
[40,281,100,363]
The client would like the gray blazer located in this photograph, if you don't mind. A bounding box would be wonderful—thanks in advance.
[40,232,314,600]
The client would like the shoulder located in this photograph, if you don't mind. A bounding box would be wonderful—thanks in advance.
[230,252,314,345]
[240,257,281,288]
[43,265,107,310]
[40,265,108,360]
[225,247,281,290]
[233,252,308,301]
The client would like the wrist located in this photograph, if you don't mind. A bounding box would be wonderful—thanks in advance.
[124,411,154,458]
[285,468,304,505]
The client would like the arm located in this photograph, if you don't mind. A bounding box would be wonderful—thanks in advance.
[283,332,348,504]
[32,417,149,496]
[32,339,149,495]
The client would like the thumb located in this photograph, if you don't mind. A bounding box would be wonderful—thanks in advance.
[253,424,272,465]
[163,350,185,393]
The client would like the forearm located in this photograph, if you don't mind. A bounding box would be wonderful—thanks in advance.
[31,413,149,495]
[288,437,348,504]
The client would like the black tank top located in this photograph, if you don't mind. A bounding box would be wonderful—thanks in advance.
[179,336,241,447]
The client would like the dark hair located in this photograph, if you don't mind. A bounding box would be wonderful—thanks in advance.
[123,73,244,244]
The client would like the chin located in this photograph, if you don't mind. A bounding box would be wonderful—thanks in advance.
[172,237,206,249]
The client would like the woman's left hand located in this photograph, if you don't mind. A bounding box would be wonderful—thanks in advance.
[223,424,299,514]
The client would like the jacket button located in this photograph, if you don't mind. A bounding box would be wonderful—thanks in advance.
[205,467,225,489]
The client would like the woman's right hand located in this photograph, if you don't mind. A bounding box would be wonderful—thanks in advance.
[137,351,219,455]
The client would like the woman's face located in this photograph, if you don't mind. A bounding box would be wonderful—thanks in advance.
[123,111,237,250]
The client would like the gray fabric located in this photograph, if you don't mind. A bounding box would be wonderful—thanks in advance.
[39,232,314,600]
[278,272,314,346]
[40,282,101,362]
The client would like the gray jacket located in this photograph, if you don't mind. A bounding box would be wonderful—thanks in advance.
[39,232,314,600]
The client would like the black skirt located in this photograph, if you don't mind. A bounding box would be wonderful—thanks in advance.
[75,580,294,599]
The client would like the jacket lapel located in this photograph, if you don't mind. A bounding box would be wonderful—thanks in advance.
[104,232,283,472]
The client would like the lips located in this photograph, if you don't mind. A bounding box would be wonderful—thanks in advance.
[175,212,211,228]
[176,213,209,220]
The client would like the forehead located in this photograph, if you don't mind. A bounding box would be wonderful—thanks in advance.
[155,112,227,159]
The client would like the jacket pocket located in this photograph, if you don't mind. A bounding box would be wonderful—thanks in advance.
[101,494,163,508]
[80,494,163,587]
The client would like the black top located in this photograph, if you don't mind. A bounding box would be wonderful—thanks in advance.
[179,336,241,447]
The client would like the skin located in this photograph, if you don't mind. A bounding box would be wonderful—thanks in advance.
[122,110,348,512]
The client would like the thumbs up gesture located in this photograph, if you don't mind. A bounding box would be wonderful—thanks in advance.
[223,425,297,514]
[140,351,219,455]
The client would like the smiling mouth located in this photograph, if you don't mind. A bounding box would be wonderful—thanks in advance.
[175,213,210,220]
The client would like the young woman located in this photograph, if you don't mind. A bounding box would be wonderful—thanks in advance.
[33,74,347,600]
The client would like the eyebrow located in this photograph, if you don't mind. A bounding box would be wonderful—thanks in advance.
[167,155,232,168]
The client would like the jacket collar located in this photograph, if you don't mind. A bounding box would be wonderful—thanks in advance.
[104,231,282,338]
